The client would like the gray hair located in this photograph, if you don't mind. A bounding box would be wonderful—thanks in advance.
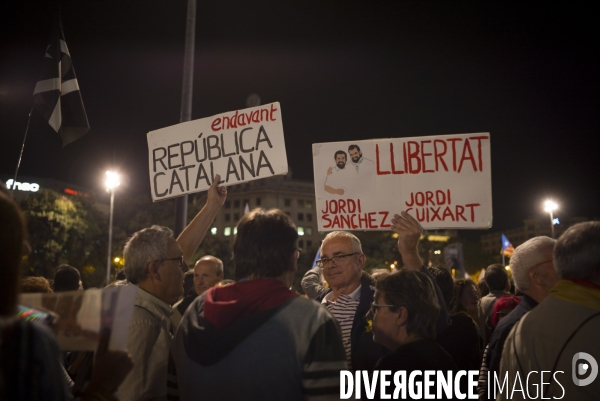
[321,231,363,254]
[554,221,600,280]
[123,225,173,284]
[510,236,556,292]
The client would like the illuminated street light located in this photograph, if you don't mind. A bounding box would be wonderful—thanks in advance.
[544,200,558,239]
[105,171,121,286]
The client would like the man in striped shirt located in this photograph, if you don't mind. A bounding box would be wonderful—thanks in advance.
[316,211,451,372]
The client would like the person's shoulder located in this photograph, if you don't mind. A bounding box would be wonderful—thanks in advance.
[452,312,475,324]
[494,305,526,334]
[21,319,58,345]
[173,298,184,309]
[426,339,458,368]
[129,304,164,331]
[189,291,207,311]
[375,350,407,371]
[287,296,338,323]
[4,319,62,359]
[290,295,325,311]
[481,293,496,301]
[315,288,332,303]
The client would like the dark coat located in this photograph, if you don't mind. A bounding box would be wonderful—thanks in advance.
[316,275,388,371]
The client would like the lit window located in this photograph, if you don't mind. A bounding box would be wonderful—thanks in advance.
[298,227,304,236]
[224,227,231,236]
[210,227,217,235]
[234,227,237,235]
[306,227,312,236]
[306,201,313,209]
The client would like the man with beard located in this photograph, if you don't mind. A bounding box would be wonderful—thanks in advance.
[346,144,376,196]
[324,150,353,196]
[348,144,375,177]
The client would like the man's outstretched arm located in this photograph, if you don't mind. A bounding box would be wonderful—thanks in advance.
[391,210,451,332]
[391,211,423,270]
[177,174,227,264]
[324,185,344,195]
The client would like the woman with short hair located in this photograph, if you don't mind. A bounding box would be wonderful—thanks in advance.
[367,269,458,400]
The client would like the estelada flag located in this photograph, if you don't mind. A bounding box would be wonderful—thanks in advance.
[501,234,515,257]
[32,16,89,147]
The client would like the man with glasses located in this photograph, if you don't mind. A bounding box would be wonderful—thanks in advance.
[315,211,450,372]
[484,236,558,396]
[498,222,600,400]
[116,176,226,401]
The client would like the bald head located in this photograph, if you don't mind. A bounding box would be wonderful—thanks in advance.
[193,256,224,295]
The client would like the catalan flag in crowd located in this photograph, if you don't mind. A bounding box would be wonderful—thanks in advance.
[501,234,514,257]
[33,17,89,146]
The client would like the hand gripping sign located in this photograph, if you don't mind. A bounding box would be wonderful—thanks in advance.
[147,102,288,201]
[313,133,492,230]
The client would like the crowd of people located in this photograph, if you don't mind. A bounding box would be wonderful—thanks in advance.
[1,176,599,401]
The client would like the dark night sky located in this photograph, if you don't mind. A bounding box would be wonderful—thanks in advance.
[1,1,599,234]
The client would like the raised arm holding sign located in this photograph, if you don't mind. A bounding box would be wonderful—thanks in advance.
[177,174,227,264]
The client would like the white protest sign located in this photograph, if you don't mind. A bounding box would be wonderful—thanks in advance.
[147,102,288,201]
[312,133,492,230]
[19,285,138,351]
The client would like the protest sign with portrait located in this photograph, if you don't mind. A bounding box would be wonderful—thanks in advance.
[313,133,492,230]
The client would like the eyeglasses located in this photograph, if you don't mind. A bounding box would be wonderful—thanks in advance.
[370,302,396,315]
[158,256,189,272]
[316,252,359,268]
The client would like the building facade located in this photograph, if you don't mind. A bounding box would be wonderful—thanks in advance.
[480,216,589,256]
[197,173,324,252]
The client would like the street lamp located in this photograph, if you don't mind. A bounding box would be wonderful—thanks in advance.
[544,200,558,238]
[105,171,120,285]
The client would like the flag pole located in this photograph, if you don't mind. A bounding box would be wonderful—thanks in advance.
[174,0,196,237]
[10,107,34,192]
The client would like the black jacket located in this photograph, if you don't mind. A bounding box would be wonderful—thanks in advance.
[316,266,452,371]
